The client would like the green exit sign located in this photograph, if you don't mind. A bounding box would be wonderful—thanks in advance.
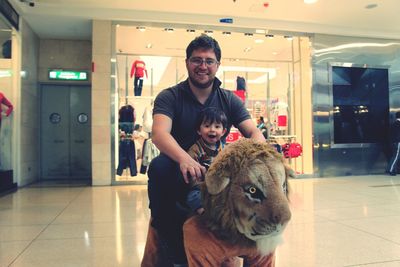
[49,70,88,81]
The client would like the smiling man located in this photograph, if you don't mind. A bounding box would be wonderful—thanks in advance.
[146,34,265,266]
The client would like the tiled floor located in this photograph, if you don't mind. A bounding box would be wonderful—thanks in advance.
[1,175,400,266]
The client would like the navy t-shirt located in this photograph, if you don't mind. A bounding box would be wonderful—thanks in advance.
[153,78,250,151]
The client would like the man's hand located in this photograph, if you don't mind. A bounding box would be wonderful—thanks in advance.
[179,156,206,184]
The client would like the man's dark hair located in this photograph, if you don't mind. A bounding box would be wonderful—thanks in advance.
[195,107,227,131]
[186,34,221,62]
[259,116,265,123]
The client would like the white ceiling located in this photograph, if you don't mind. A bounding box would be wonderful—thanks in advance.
[7,0,400,41]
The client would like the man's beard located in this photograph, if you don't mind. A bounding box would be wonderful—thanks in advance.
[189,75,214,89]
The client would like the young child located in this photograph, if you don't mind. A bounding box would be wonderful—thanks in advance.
[186,107,227,214]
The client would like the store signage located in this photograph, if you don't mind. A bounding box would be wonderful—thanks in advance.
[48,70,88,81]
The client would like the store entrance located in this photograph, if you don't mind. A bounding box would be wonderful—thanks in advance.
[40,84,91,181]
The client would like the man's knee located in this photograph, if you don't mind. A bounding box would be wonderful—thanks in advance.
[148,154,176,180]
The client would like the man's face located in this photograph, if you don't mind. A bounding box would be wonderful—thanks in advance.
[186,48,220,89]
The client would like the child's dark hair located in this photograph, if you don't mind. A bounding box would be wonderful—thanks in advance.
[196,107,227,130]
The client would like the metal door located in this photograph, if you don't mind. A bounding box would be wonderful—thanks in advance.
[40,84,91,180]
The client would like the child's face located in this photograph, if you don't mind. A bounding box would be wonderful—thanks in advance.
[197,120,226,145]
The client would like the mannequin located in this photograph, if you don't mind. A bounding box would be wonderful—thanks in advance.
[0,92,13,129]
[130,59,148,96]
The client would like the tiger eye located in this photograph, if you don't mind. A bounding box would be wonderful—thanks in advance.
[249,186,256,194]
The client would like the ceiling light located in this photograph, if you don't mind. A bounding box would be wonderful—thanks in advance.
[265,34,274,39]
[365,3,378,9]
[145,43,153,49]
[272,52,278,55]
[255,39,264,44]
[255,29,267,34]
[222,31,231,35]
[136,26,146,32]
[284,36,293,40]
[164,28,174,32]
[244,47,252,52]
[244,33,253,36]
[186,29,196,33]
[304,0,318,3]
[204,30,213,35]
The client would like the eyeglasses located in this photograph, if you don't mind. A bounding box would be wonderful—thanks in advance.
[188,57,219,67]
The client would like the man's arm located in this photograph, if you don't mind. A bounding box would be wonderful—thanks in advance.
[237,118,265,142]
[152,114,206,183]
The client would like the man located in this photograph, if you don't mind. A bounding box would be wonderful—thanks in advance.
[147,35,265,266]
[388,112,400,176]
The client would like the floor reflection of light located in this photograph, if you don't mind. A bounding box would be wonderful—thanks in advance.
[116,191,122,263]
[363,206,369,216]
[84,231,91,247]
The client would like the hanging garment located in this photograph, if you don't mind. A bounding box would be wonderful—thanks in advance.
[116,139,137,176]
[142,105,153,133]
[236,76,246,91]
[282,142,302,158]
[0,92,13,121]
[119,105,135,123]
[142,139,160,167]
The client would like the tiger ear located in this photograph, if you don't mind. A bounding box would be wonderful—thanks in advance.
[205,175,230,195]
[204,153,233,195]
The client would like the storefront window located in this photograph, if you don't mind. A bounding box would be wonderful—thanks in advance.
[112,24,312,183]
[0,21,14,189]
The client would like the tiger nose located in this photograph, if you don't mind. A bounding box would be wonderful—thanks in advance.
[270,204,291,224]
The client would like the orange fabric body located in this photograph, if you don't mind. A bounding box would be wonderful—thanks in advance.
[183,216,275,267]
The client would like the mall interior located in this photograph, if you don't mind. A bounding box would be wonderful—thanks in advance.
[1,0,400,266]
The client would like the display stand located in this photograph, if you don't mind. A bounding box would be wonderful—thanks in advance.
[0,170,16,195]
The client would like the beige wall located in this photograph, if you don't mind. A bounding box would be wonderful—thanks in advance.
[38,39,91,83]
[91,20,112,185]
[18,19,39,186]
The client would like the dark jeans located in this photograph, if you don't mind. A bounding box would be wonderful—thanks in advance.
[116,139,137,176]
[134,77,143,96]
[147,154,189,264]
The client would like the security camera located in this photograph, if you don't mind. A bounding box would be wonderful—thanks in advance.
[19,0,35,7]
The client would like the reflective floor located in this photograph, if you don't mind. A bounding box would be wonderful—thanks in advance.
[1,175,400,266]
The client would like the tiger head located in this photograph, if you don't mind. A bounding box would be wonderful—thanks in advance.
[201,138,292,255]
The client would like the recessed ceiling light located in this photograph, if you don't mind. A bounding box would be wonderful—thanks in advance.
[145,43,153,49]
[222,31,231,35]
[284,35,293,40]
[365,3,378,9]
[204,30,213,35]
[186,29,196,33]
[244,47,252,52]
[164,28,174,32]
[304,0,318,4]
[272,52,278,55]
[244,33,253,36]
[255,29,267,34]
[136,26,146,32]
[265,34,274,39]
